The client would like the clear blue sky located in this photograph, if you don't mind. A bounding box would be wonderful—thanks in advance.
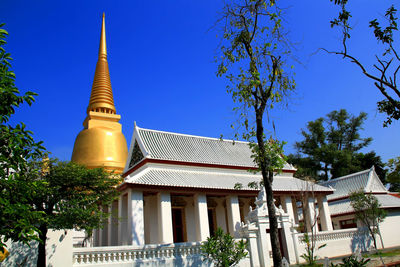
[1,0,398,162]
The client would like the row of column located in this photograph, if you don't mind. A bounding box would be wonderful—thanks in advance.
[279,195,333,233]
[93,191,333,247]
[93,190,244,247]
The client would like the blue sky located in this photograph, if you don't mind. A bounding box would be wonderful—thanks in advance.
[1,0,398,162]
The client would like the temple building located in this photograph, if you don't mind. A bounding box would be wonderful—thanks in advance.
[65,15,400,267]
[70,14,335,262]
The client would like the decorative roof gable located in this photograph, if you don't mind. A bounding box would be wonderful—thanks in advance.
[321,166,387,201]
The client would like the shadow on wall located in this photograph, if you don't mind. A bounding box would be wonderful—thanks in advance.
[1,231,68,267]
[1,241,38,267]
[351,230,372,253]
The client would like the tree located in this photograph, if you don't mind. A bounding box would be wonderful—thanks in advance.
[298,179,326,267]
[0,23,46,250]
[201,227,248,267]
[0,23,121,267]
[215,1,295,265]
[349,191,387,251]
[328,1,399,127]
[287,109,380,181]
[386,157,400,192]
[29,160,122,267]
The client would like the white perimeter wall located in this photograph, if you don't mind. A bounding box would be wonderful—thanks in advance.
[380,210,400,249]
[3,229,73,267]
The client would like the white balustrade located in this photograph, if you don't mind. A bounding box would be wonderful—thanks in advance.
[72,242,203,265]
[296,228,368,243]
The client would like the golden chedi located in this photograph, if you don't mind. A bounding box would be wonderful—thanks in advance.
[72,14,127,174]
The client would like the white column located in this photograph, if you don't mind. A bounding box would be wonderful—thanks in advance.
[292,198,299,224]
[98,224,103,247]
[109,200,119,245]
[257,218,271,267]
[281,196,295,223]
[226,195,241,237]
[215,199,228,232]
[247,229,260,267]
[92,229,99,247]
[118,195,124,245]
[107,204,112,246]
[318,195,333,231]
[184,198,197,242]
[157,192,174,243]
[128,190,145,245]
[280,214,297,264]
[194,194,210,241]
[306,197,318,233]
[101,206,109,246]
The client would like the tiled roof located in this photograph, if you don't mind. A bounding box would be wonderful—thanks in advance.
[125,167,333,192]
[320,167,387,200]
[130,126,296,170]
[329,194,400,216]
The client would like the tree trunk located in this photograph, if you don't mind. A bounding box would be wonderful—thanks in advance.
[264,171,282,267]
[377,225,385,249]
[255,108,282,267]
[37,225,48,267]
[370,228,378,251]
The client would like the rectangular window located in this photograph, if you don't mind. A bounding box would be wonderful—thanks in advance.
[339,219,357,229]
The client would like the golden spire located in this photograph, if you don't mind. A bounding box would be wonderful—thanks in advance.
[71,13,128,174]
[87,13,116,115]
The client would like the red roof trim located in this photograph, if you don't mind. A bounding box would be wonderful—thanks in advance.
[123,158,295,178]
[389,193,400,199]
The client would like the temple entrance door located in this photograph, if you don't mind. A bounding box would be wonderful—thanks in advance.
[208,208,217,236]
[172,207,186,243]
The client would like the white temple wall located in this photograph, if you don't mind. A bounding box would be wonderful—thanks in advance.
[3,230,73,267]
[378,210,400,249]
[293,227,380,264]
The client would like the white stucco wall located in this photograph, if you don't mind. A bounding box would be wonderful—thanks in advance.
[379,210,400,249]
[331,209,400,250]
[2,230,72,267]
[294,229,373,264]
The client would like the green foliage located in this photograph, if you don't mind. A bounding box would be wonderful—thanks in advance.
[287,109,379,181]
[0,23,120,266]
[30,160,122,234]
[329,2,400,127]
[386,157,400,192]
[330,255,370,267]
[0,23,46,249]
[300,233,326,266]
[29,160,122,266]
[349,191,387,250]
[201,227,248,267]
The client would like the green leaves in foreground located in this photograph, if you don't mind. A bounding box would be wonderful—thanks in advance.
[201,227,247,267]
[0,22,46,249]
